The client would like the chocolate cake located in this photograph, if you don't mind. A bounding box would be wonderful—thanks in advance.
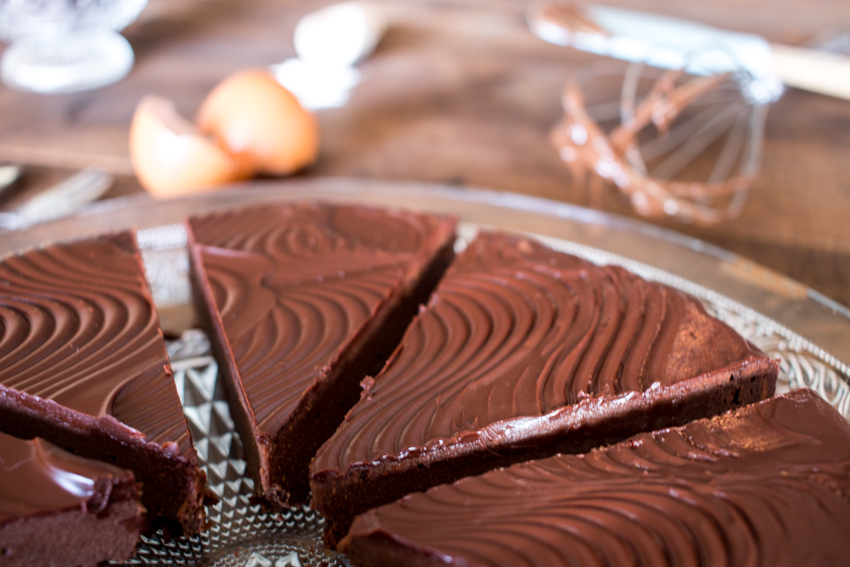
[312,232,779,545]
[187,203,456,507]
[339,389,850,567]
[0,431,144,567]
[0,232,208,535]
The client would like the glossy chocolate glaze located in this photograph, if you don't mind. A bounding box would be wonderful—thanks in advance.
[188,203,456,505]
[0,233,207,535]
[0,233,189,453]
[341,389,850,567]
[315,233,767,472]
[190,204,454,433]
[0,431,136,523]
[0,430,144,567]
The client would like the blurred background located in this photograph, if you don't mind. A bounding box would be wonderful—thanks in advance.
[1,0,849,308]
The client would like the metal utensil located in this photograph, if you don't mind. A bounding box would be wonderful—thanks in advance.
[528,2,850,102]
[549,62,767,224]
[529,3,774,224]
[0,168,113,231]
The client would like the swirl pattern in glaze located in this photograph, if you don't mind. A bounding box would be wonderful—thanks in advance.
[189,203,455,435]
[188,203,457,506]
[0,233,208,536]
[341,389,850,567]
[0,233,190,452]
[315,233,764,471]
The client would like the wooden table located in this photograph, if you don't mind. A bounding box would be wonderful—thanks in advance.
[1,0,849,309]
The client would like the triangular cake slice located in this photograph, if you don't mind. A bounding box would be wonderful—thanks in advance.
[312,232,778,545]
[186,203,456,507]
[339,389,850,567]
[0,431,145,567]
[0,232,208,535]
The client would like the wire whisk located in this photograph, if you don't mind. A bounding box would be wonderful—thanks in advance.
[552,59,769,225]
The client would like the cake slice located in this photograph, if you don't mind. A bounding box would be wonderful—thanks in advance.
[0,431,145,567]
[0,232,208,535]
[187,203,456,507]
[339,389,850,567]
[312,232,779,545]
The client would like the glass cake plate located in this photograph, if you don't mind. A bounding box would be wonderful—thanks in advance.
[2,178,848,567]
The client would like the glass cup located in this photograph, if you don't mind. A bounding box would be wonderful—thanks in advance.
[0,0,148,94]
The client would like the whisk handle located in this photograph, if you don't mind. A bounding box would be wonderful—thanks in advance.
[769,44,850,101]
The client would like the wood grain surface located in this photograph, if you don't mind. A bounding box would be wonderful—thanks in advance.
[0,0,848,308]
